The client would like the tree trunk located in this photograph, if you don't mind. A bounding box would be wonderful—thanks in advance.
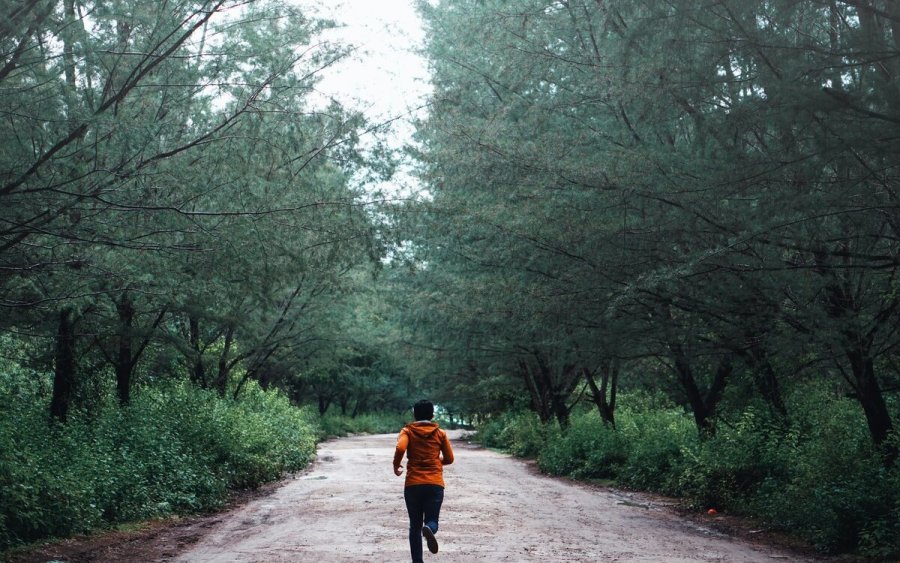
[50,307,77,422]
[584,360,618,428]
[189,315,205,386]
[741,344,788,420]
[214,325,234,396]
[817,255,897,466]
[318,394,331,416]
[547,362,576,429]
[354,394,370,418]
[519,359,553,423]
[847,347,897,466]
[671,346,732,437]
[672,351,711,434]
[518,353,579,428]
[115,294,135,406]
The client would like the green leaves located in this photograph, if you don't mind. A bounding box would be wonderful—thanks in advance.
[408,0,900,447]
[0,377,317,550]
[0,0,395,422]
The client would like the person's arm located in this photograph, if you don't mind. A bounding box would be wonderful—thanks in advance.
[440,431,454,465]
[393,429,409,476]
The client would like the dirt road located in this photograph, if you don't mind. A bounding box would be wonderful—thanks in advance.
[171,431,816,562]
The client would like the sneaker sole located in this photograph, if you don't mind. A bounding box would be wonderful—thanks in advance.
[422,525,438,554]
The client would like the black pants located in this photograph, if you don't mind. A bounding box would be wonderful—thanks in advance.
[404,484,444,563]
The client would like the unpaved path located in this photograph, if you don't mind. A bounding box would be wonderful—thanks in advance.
[173,431,818,562]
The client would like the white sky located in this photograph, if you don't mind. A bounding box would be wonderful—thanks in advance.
[297,0,432,125]
[294,0,432,201]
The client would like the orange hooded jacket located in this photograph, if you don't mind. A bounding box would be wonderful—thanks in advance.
[393,421,454,487]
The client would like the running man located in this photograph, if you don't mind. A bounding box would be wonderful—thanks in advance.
[393,400,455,563]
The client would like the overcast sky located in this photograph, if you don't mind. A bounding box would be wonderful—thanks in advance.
[292,0,432,196]
[309,0,430,119]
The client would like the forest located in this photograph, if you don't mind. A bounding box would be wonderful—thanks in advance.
[2,0,900,558]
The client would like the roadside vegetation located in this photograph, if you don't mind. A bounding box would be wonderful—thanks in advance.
[477,389,900,557]
[0,369,317,551]
[0,0,413,553]
[318,412,411,438]
[397,1,900,557]
[0,346,412,553]
[4,0,900,558]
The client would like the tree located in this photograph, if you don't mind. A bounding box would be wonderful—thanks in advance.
[1,0,384,420]
[409,0,900,458]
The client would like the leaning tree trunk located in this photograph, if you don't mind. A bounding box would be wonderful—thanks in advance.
[518,359,553,423]
[817,256,897,467]
[846,346,897,467]
[546,362,578,430]
[748,348,787,420]
[735,340,788,421]
[518,353,579,429]
[351,395,368,418]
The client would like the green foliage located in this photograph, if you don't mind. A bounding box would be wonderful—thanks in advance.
[722,389,897,555]
[0,378,316,551]
[410,0,900,459]
[538,400,695,488]
[0,0,389,427]
[538,412,629,479]
[409,2,900,555]
[476,411,558,458]
[479,389,900,557]
[316,411,410,438]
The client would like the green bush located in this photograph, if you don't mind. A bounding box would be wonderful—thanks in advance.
[473,412,512,449]
[0,378,317,551]
[476,411,556,458]
[535,405,696,489]
[476,389,900,558]
[538,411,629,478]
[317,411,409,438]
[616,407,696,493]
[731,392,896,554]
[857,463,900,559]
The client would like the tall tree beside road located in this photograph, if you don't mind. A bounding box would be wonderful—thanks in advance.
[409,0,900,460]
[0,0,382,419]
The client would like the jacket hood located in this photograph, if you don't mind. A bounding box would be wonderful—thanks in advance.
[406,421,440,438]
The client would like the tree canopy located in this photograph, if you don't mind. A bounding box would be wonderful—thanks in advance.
[396,0,900,463]
[3,0,900,556]
[0,0,404,419]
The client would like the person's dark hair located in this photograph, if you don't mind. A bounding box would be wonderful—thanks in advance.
[413,400,434,421]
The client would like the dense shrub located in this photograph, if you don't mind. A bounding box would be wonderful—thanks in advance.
[476,411,557,458]
[731,392,897,554]
[616,407,697,492]
[317,411,410,438]
[0,378,316,551]
[538,412,629,479]
[537,397,696,490]
[476,388,900,558]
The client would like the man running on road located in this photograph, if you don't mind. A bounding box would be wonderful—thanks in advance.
[393,400,455,563]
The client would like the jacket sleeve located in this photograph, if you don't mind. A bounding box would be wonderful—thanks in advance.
[440,431,454,465]
[393,428,409,470]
